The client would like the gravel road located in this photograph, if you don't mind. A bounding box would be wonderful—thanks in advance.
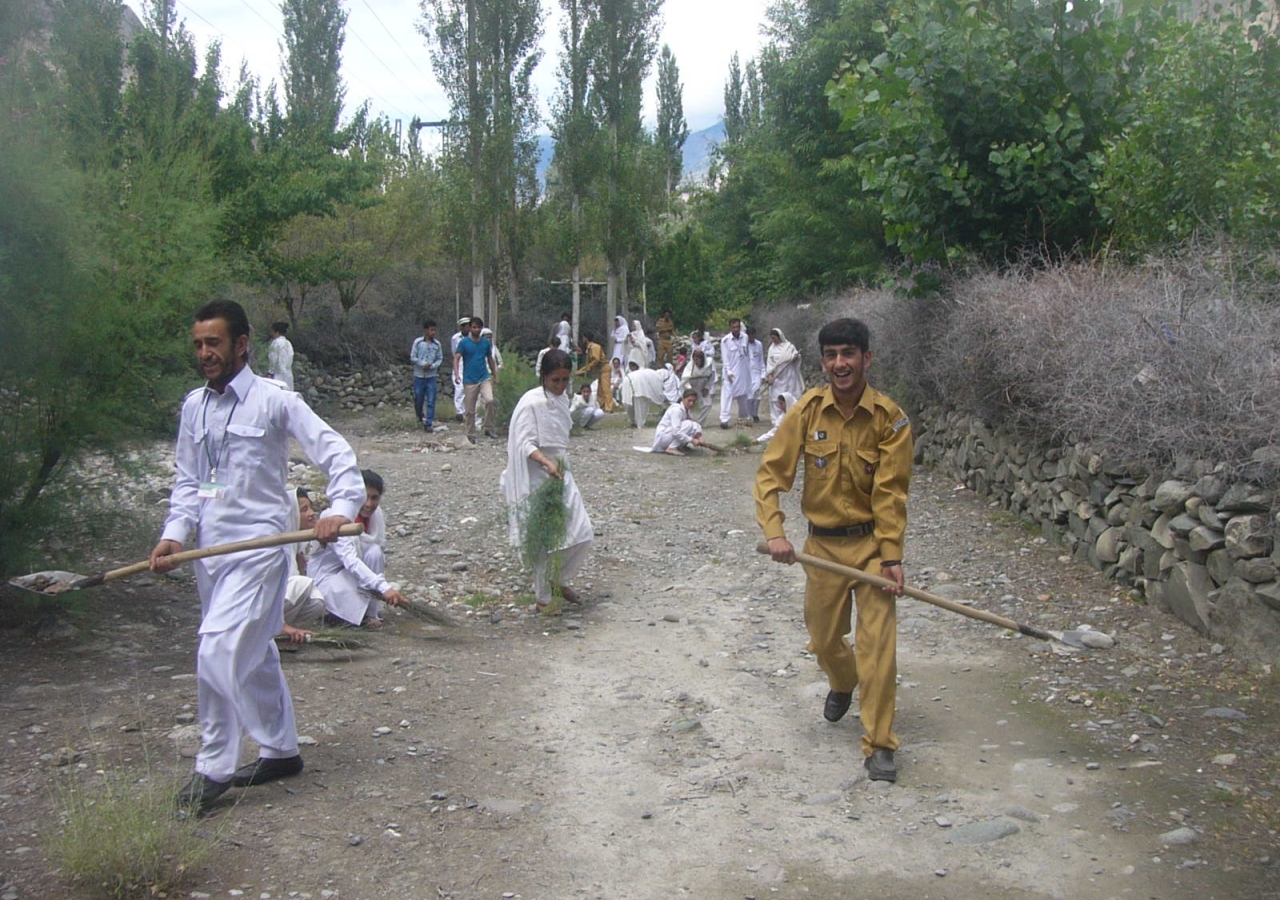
[1,404,1276,900]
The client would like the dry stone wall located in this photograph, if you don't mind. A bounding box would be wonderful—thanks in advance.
[914,406,1280,667]
[292,356,413,412]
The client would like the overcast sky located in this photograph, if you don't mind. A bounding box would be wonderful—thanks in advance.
[133,0,773,140]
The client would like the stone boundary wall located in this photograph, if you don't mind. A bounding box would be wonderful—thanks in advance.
[914,406,1280,668]
[292,356,413,412]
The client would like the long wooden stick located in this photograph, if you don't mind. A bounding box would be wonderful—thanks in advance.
[74,524,366,589]
[755,541,1060,643]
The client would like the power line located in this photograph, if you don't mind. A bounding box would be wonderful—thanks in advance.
[175,0,422,125]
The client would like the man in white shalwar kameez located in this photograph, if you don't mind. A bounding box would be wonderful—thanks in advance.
[745,325,766,421]
[309,469,407,628]
[267,322,295,391]
[554,313,573,352]
[718,318,752,428]
[621,363,672,428]
[501,349,593,612]
[764,328,806,425]
[450,317,470,421]
[150,299,365,813]
[652,390,705,455]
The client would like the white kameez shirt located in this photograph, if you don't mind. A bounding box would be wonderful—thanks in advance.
[161,365,364,565]
[267,335,295,391]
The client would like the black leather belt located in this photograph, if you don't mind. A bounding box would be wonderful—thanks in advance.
[808,521,875,538]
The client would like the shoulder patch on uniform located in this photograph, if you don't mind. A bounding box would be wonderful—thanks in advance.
[892,416,910,432]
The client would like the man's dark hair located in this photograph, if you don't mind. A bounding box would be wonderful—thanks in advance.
[682,388,698,401]
[423,318,436,330]
[818,317,871,353]
[470,316,484,329]
[581,331,595,344]
[561,311,571,320]
[361,469,385,494]
[729,317,741,326]
[296,486,310,501]
[746,324,757,336]
[271,321,289,336]
[194,300,251,345]
[540,349,571,378]
[663,309,672,317]
[692,328,704,340]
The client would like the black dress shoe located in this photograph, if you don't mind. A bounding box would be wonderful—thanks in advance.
[823,690,853,722]
[230,754,304,787]
[864,748,898,782]
[175,773,231,811]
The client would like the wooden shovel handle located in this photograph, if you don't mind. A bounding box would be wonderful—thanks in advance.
[754,541,1053,641]
[106,524,366,583]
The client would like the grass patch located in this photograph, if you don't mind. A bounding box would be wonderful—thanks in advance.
[464,592,498,607]
[48,771,215,899]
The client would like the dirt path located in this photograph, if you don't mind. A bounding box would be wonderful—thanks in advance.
[2,409,1277,900]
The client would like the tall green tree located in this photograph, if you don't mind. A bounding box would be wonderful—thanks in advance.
[654,43,688,197]
[828,0,1148,262]
[548,0,604,343]
[421,0,542,329]
[1096,10,1280,252]
[722,51,744,145]
[281,0,347,144]
[584,0,663,322]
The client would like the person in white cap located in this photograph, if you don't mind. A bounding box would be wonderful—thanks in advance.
[449,316,470,421]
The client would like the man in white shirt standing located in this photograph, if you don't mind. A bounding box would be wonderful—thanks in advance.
[267,322,295,391]
[149,299,365,813]
[745,324,766,423]
[449,316,470,421]
[718,317,751,429]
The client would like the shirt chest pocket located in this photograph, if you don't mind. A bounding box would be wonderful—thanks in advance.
[227,423,267,440]
[855,447,879,493]
[804,441,839,479]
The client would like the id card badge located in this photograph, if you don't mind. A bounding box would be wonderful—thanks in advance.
[198,480,229,500]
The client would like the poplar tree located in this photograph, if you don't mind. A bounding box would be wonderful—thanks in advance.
[584,0,663,322]
[654,44,688,197]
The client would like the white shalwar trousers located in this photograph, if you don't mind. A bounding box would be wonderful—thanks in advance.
[720,387,749,424]
[630,396,652,427]
[533,539,592,604]
[194,554,298,781]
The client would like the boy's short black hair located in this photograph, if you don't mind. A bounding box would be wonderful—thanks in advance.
[817,318,870,353]
[361,469,385,494]
[271,321,289,335]
[423,318,436,330]
[470,316,484,328]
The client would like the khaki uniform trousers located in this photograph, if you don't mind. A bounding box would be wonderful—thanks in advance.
[657,336,673,367]
[598,366,615,412]
[803,533,900,756]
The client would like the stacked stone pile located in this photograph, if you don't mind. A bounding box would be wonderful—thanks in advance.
[294,358,412,412]
[915,406,1280,666]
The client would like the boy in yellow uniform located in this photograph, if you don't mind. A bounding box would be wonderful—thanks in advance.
[753,318,912,783]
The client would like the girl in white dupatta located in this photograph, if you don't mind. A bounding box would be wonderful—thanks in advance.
[610,316,630,366]
[500,349,593,613]
[626,319,651,370]
[764,328,805,425]
[679,348,717,424]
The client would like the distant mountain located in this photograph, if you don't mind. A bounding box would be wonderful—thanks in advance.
[534,120,724,192]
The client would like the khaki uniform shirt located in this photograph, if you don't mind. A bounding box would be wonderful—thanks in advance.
[656,315,675,339]
[754,384,912,563]
[575,341,606,377]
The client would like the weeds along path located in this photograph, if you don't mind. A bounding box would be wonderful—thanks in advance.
[1,407,1275,899]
